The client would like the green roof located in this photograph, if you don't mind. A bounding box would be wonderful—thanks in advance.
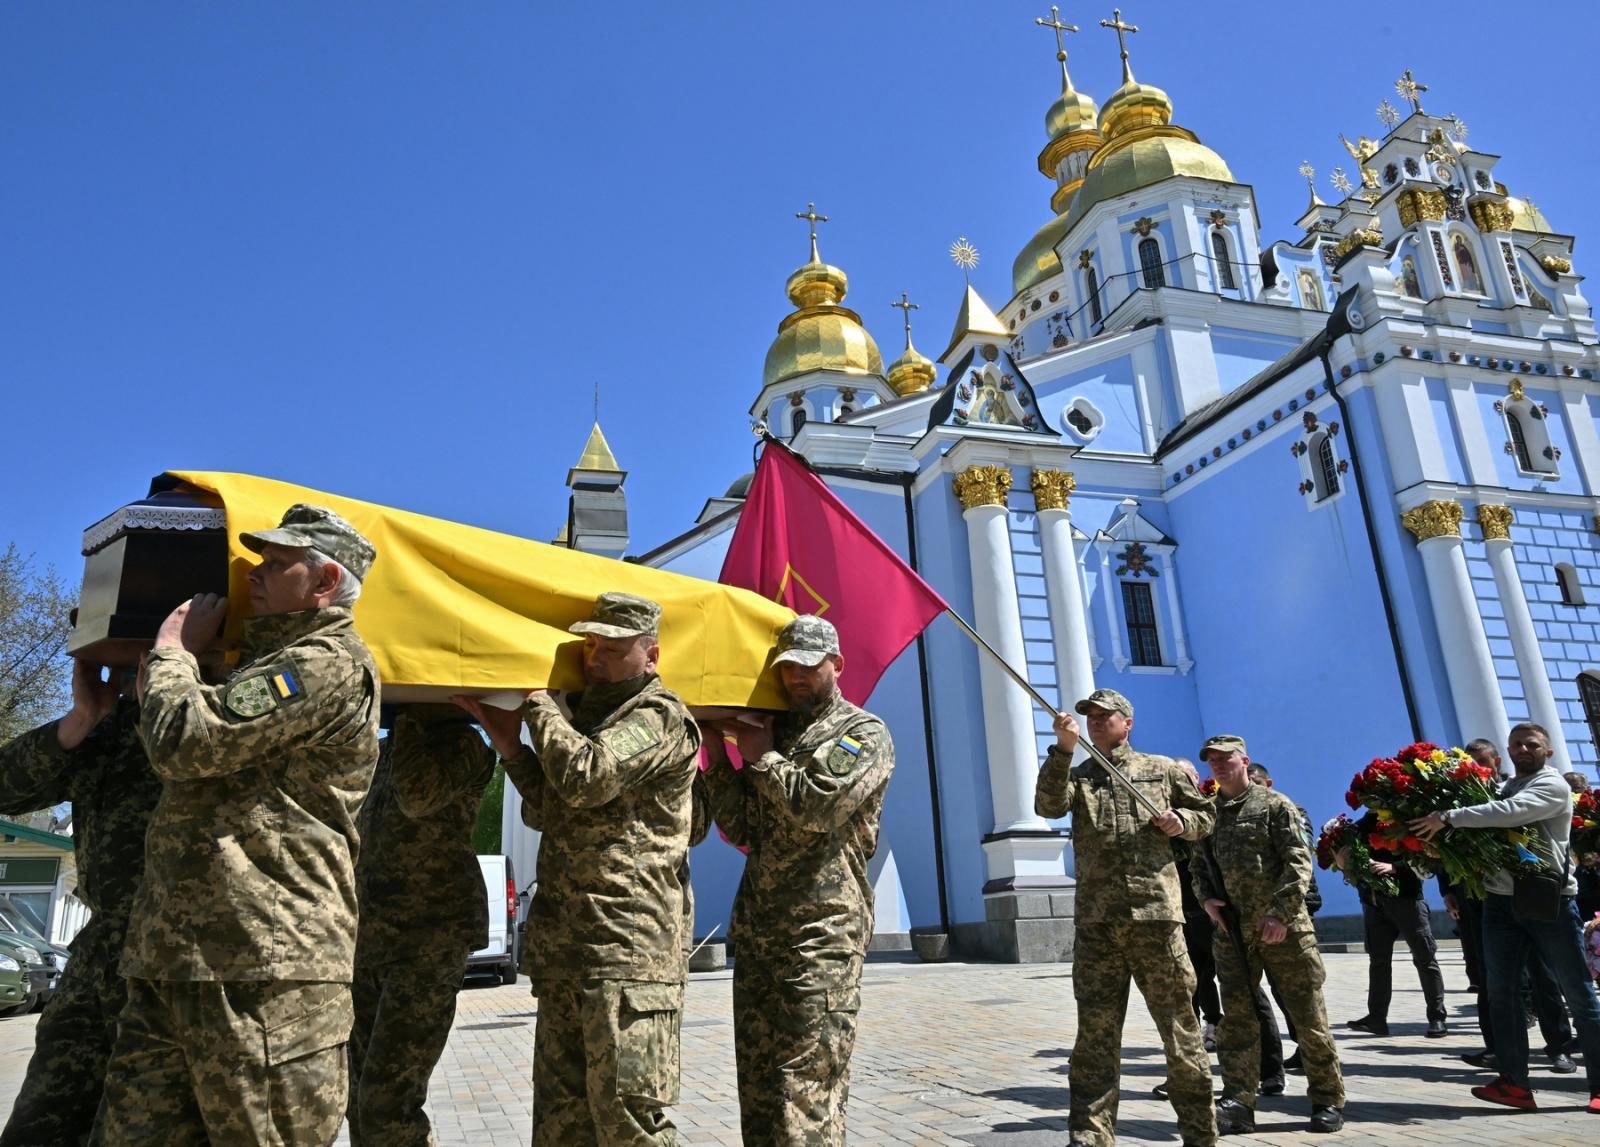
[0,818,73,852]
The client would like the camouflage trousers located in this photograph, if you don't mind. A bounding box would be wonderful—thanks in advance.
[531,978,683,1147]
[0,920,126,1147]
[731,955,861,1147]
[1213,930,1344,1110]
[100,977,352,1146]
[1070,922,1216,1147]
[347,945,471,1146]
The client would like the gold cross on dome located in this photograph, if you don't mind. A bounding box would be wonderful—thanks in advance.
[1035,5,1080,79]
[794,201,829,262]
[891,292,920,346]
[1395,68,1428,114]
[1100,7,1140,84]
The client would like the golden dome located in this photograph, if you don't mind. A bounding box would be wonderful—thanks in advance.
[1097,79,1174,139]
[762,255,884,390]
[886,343,936,397]
[1048,81,1099,139]
[1013,211,1073,295]
[1507,196,1554,234]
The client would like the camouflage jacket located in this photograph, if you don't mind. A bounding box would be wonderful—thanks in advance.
[127,607,380,982]
[1035,742,1214,925]
[503,674,700,989]
[1191,782,1314,934]
[702,691,894,989]
[355,713,495,965]
[0,698,161,940]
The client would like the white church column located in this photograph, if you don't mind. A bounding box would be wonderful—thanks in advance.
[953,465,1062,884]
[1401,500,1510,750]
[1031,469,1095,714]
[1477,505,1573,769]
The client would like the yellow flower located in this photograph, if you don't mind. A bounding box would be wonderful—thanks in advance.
[1431,749,1448,764]
[1374,809,1394,819]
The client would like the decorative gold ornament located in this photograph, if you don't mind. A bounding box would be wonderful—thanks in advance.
[1099,7,1140,84]
[1132,215,1155,236]
[1395,68,1428,115]
[950,236,981,275]
[1208,209,1228,227]
[1031,469,1077,511]
[1397,189,1447,227]
[1540,254,1572,275]
[954,465,1013,510]
[1508,377,1525,403]
[1332,228,1383,258]
[1476,504,1514,541]
[1035,5,1081,85]
[1468,200,1515,234]
[1376,98,1401,129]
[1401,499,1463,542]
[1330,167,1353,196]
[1448,116,1468,142]
[1077,248,1094,269]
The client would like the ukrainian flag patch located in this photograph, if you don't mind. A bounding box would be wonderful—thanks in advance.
[271,670,300,700]
[838,735,862,756]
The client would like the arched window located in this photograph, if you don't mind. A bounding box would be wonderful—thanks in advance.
[1315,434,1340,501]
[1580,672,1600,753]
[1211,231,1236,290]
[1557,563,1586,606]
[790,407,807,438]
[1507,410,1533,471]
[1297,269,1324,311]
[1138,238,1165,289]
[1086,267,1103,325]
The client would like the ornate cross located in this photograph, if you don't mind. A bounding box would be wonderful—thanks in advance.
[890,292,920,346]
[1395,68,1428,115]
[1035,5,1079,80]
[794,201,829,262]
[1100,7,1139,83]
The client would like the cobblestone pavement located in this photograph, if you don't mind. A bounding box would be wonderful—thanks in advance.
[3,948,1596,1144]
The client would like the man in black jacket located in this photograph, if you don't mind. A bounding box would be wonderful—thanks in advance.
[1345,811,1447,1037]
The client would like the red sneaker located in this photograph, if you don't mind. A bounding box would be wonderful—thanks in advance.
[1471,1079,1536,1111]
[1587,1092,1599,1115]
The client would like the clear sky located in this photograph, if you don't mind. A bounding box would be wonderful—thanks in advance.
[4,1,1597,585]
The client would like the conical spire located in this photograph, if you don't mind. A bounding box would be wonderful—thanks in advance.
[572,422,621,473]
[940,284,1009,363]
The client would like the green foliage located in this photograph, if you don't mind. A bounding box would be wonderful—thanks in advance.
[0,543,74,746]
[471,761,505,855]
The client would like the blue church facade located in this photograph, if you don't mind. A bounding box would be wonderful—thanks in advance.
[511,37,1600,960]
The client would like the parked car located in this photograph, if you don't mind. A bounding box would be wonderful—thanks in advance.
[0,932,51,1018]
[0,943,29,1016]
[0,899,68,1010]
[467,854,521,985]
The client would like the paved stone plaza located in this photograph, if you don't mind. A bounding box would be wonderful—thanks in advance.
[3,948,1595,1144]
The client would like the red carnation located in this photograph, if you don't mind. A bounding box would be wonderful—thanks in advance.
[1345,790,1360,810]
[1368,832,1387,850]
[1401,835,1426,852]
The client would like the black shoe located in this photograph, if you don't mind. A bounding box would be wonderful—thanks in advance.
[1345,1015,1389,1036]
[1309,1105,1345,1134]
[1216,1098,1257,1135]
[1550,1051,1578,1074]
[1283,1049,1304,1074]
[1462,1049,1497,1070]
[1260,1074,1286,1096]
[1425,1019,1448,1039]
[1153,1080,1170,1099]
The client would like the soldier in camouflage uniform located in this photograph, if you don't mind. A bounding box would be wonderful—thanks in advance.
[0,660,163,1147]
[701,615,895,1147]
[458,591,701,1147]
[1192,735,1344,1135]
[346,712,496,1146]
[1035,688,1217,1147]
[99,504,381,1147]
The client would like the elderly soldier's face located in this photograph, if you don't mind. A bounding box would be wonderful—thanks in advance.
[581,633,658,686]
[779,655,840,713]
[1082,704,1131,748]
[248,544,329,617]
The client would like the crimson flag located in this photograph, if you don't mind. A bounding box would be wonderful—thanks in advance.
[719,440,947,704]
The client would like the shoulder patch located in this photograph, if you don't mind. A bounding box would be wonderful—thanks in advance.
[225,674,278,719]
[602,718,662,762]
[825,738,861,777]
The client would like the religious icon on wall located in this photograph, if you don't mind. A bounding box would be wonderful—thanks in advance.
[1401,256,1422,298]
[1453,235,1483,294]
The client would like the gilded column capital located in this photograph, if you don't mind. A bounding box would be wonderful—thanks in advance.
[1476,504,1514,542]
[1401,499,1463,542]
[1468,199,1515,234]
[953,465,1012,510]
[1030,469,1076,512]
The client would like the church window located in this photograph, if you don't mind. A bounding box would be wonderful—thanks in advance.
[1507,411,1533,470]
[1138,238,1165,289]
[1580,672,1600,753]
[790,407,807,438]
[1452,234,1484,294]
[1121,581,1163,667]
[1062,396,1105,442]
[1557,564,1585,606]
[1297,270,1324,310]
[1211,231,1236,290]
[1085,267,1103,325]
[1315,434,1340,501]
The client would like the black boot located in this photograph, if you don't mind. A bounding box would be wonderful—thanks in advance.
[1216,1098,1257,1135]
[1309,1105,1344,1133]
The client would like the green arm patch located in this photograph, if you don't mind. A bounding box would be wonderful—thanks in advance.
[223,664,309,720]
[824,736,868,777]
[601,718,662,763]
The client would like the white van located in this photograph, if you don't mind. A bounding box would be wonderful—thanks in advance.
[468,854,520,985]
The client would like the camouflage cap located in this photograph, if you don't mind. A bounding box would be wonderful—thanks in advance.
[1074,687,1133,719]
[772,615,841,667]
[1200,734,1248,760]
[240,504,377,581]
[568,591,661,639]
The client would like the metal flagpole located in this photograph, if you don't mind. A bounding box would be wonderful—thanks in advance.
[940,608,1165,818]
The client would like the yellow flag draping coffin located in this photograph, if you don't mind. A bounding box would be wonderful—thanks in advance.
[165,471,795,709]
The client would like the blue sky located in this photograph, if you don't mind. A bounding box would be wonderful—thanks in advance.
[4,1,1597,585]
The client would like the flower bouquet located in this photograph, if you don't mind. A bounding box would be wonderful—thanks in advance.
[1316,813,1399,897]
[1199,776,1218,798]
[1346,741,1543,899]
[1574,790,1600,868]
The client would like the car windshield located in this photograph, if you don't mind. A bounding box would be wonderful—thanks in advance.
[0,895,51,944]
